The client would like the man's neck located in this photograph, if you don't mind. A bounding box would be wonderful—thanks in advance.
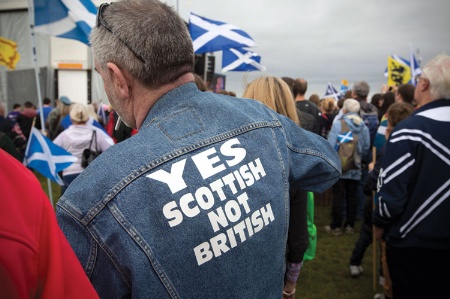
[134,73,195,129]
[295,95,306,102]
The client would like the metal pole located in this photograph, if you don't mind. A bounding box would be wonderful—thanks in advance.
[27,0,54,207]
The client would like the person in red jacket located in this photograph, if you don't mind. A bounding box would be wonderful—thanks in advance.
[0,149,99,299]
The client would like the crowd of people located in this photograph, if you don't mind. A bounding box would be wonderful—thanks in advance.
[1,0,449,298]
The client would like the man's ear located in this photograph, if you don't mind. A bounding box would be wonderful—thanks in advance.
[106,62,131,99]
[417,77,430,92]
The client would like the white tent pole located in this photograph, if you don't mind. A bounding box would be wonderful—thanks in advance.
[27,0,54,207]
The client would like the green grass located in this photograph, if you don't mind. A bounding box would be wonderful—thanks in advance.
[36,172,383,298]
[296,202,384,299]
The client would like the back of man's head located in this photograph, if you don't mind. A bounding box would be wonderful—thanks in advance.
[43,97,51,105]
[24,101,34,109]
[352,81,370,99]
[281,77,296,98]
[396,84,415,104]
[293,78,307,97]
[90,0,194,88]
[420,54,450,100]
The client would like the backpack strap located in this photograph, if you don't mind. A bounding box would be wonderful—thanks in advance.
[340,119,349,133]
[89,130,98,152]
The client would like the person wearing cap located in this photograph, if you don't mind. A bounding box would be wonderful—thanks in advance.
[53,103,112,195]
[45,95,72,140]
[55,1,341,298]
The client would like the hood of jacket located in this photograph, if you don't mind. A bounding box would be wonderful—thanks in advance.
[343,112,365,134]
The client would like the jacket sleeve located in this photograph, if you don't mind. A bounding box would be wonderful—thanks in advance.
[372,132,415,228]
[362,126,372,164]
[327,120,341,149]
[279,115,341,193]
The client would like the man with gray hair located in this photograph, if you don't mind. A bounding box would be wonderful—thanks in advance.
[373,53,450,299]
[55,0,341,298]
[351,81,379,221]
[352,81,379,146]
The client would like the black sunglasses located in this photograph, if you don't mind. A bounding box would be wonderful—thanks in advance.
[96,3,146,64]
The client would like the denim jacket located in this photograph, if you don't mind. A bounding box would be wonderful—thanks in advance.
[57,83,340,298]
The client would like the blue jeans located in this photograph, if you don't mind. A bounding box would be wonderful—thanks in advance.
[349,225,372,265]
[356,168,369,219]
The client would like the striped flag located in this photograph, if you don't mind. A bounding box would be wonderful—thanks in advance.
[222,48,266,72]
[23,127,77,185]
[34,0,97,45]
[189,12,256,54]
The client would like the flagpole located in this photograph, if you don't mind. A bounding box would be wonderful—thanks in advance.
[27,0,54,207]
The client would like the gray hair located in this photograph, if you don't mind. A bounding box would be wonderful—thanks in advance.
[343,98,360,113]
[90,0,194,88]
[421,53,450,100]
[352,81,370,98]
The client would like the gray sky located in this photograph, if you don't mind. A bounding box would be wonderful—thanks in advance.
[166,0,450,98]
[1,0,449,99]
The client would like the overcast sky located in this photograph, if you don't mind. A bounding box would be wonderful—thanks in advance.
[2,0,449,98]
[164,0,450,98]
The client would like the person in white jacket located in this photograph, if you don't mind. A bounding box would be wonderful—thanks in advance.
[54,103,112,195]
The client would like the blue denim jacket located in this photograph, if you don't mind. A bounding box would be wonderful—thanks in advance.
[56,83,340,298]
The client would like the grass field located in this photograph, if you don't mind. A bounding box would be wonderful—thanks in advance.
[36,172,384,299]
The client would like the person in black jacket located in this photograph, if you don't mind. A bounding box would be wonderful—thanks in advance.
[373,54,450,299]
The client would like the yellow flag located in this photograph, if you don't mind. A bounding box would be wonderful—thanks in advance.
[387,55,411,86]
[0,36,21,70]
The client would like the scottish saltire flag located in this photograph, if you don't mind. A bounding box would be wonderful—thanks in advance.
[34,0,97,45]
[24,127,77,185]
[338,131,353,143]
[334,130,354,151]
[324,82,341,102]
[189,12,256,54]
[222,48,266,72]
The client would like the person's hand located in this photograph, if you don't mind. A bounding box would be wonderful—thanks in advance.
[368,161,375,172]
[373,226,384,242]
[283,281,296,299]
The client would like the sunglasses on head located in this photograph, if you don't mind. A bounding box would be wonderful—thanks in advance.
[96,3,146,64]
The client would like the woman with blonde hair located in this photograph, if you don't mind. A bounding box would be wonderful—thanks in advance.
[243,76,299,125]
[53,103,112,195]
[319,97,338,139]
[243,76,308,299]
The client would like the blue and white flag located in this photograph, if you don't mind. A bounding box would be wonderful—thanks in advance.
[222,48,266,72]
[335,130,353,151]
[338,130,353,143]
[189,12,256,54]
[324,82,341,102]
[23,127,77,185]
[409,49,422,85]
[34,0,97,45]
